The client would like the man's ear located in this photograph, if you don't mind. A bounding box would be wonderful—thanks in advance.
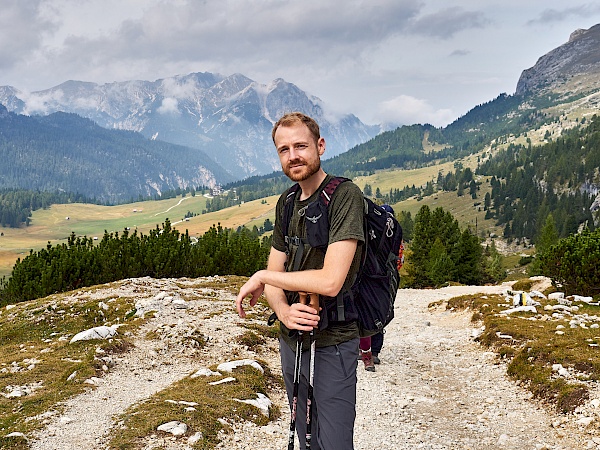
[317,137,326,156]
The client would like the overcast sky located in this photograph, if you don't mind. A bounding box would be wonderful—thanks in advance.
[2,1,600,127]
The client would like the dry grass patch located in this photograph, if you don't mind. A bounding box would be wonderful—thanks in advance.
[0,291,142,449]
[443,292,600,413]
[108,363,282,450]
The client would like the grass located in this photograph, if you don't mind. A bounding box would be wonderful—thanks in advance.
[352,152,482,195]
[0,276,283,449]
[441,288,600,414]
[0,143,500,281]
[0,194,279,279]
[108,364,282,450]
[0,285,142,449]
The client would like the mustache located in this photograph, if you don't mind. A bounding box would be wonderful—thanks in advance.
[288,157,305,165]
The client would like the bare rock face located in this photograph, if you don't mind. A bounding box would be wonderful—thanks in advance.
[516,24,600,96]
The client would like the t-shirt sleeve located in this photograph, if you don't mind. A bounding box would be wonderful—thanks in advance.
[327,181,365,245]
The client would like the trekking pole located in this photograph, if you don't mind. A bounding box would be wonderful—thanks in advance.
[288,323,303,450]
[301,292,319,450]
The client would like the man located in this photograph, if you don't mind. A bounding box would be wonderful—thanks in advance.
[236,112,364,450]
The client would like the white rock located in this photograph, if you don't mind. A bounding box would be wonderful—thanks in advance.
[5,389,26,398]
[190,368,221,378]
[70,325,118,343]
[471,327,484,339]
[209,377,236,386]
[172,298,188,309]
[572,295,593,303]
[154,292,169,301]
[84,377,103,386]
[500,305,537,315]
[576,417,594,427]
[188,431,203,445]
[233,393,272,416]
[217,359,264,374]
[548,292,565,300]
[67,371,77,381]
[5,432,26,438]
[157,420,188,436]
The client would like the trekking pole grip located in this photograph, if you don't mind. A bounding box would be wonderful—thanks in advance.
[299,292,319,326]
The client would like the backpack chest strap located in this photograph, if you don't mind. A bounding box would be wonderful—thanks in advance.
[284,235,309,272]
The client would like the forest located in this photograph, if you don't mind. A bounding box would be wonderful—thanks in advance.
[476,115,598,242]
[0,219,271,305]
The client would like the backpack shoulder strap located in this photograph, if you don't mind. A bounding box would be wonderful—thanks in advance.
[282,183,301,238]
[319,176,350,207]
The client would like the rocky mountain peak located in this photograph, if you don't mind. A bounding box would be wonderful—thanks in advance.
[516,23,600,96]
[0,73,377,180]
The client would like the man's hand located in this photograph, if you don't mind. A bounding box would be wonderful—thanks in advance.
[278,301,320,331]
[235,271,266,318]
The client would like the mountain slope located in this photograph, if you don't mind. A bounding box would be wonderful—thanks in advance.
[0,105,233,203]
[517,24,600,96]
[0,74,379,180]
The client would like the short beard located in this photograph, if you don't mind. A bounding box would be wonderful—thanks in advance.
[284,158,321,182]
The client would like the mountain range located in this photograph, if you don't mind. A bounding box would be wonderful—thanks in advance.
[1,24,600,204]
[0,74,379,181]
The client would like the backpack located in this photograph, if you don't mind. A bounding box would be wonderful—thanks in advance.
[281,176,402,337]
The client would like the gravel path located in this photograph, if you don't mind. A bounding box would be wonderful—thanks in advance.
[27,279,600,449]
[219,285,600,450]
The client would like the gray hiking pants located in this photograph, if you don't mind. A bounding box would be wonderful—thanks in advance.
[280,336,359,450]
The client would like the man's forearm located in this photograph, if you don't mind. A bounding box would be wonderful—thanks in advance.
[264,284,288,318]
[256,267,340,298]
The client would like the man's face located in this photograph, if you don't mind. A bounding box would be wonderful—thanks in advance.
[274,123,325,182]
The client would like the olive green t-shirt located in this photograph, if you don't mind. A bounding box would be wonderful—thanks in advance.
[272,175,364,349]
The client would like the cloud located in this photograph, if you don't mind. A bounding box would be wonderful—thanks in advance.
[41,0,424,82]
[528,4,600,25]
[0,0,59,70]
[22,89,65,115]
[377,95,454,127]
[408,6,489,39]
[450,49,471,57]
[160,77,199,99]
[157,98,180,115]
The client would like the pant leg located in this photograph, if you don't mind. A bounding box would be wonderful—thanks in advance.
[359,336,371,351]
[371,332,384,355]
[280,337,311,449]
[280,337,358,450]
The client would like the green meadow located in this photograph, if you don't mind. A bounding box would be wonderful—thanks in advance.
[0,194,279,279]
[0,152,503,280]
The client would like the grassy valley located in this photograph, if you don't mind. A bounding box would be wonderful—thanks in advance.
[0,194,278,280]
[0,149,506,281]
